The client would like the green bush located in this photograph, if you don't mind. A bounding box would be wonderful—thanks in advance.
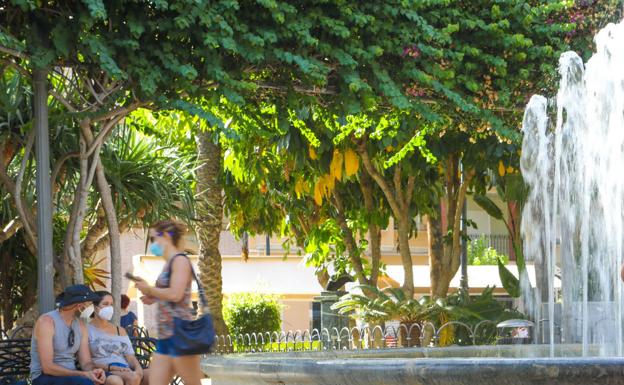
[334,286,526,346]
[468,235,509,265]
[223,292,283,336]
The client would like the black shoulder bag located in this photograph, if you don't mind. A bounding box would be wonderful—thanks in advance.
[167,253,216,355]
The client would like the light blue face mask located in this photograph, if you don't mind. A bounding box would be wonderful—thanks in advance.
[149,242,164,256]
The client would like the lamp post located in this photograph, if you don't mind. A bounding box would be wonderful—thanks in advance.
[460,161,469,292]
[34,68,55,313]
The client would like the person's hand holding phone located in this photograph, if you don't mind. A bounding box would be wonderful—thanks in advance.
[125,272,145,283]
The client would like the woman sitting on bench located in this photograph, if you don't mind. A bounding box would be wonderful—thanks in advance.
[88,292,149,385]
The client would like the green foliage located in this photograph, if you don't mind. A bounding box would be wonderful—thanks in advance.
[0,227,37,327]
[100,125,195,228]
[467,235,509,266]
[223,292,283,337]
[334,286,525,345]
[333,285,431,324]
[432,287,524,345]
[498,258,520,298]
[473,194,504,220]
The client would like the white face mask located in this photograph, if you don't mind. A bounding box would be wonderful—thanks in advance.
[80,304,95,319]
[98,306,114,321]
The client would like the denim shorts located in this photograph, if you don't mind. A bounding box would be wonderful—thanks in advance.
[105,362,129,376]
[155,337,179,357]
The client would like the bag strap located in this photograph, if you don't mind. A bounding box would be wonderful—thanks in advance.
[167,253,209,309]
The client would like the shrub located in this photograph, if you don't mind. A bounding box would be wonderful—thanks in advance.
[223,292,283,336]
[468,235,509,265]
[334,286,526,346]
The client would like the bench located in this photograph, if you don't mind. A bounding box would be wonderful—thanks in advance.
[0,327,180,385]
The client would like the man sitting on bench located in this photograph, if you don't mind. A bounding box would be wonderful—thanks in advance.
[30,285,107,385]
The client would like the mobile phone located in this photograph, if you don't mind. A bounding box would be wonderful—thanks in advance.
[125,272,142,282]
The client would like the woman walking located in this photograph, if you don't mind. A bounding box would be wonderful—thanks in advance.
[88,291,148,385]
[134,220,203,385]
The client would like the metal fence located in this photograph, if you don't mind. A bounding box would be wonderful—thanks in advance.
[211,320,503,354]
[469,234,512,258]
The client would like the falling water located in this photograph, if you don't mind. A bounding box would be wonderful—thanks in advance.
[521,19,624,357]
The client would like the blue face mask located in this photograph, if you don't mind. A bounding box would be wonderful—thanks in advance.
[149,242,164,256]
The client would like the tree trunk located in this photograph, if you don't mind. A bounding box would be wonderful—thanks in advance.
[94,164,122,323]
[64,130,99,285]
[195,129,228,336]
[358,141,415,298]
[428,157,474,299]
[360,171,381,287]
[332,190,370,286]
[81,120,122,322]
[396,217,414,298]
[427,212,448,298]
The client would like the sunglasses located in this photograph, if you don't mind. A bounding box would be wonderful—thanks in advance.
[68,328,75,348]
[149,231,174,243]
[149,232,163,243]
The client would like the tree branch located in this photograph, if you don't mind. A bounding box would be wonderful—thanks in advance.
[332,190,369,286]
[14,130,37,246]
[393,164,404,211]
[256,82,337,95]
[49,88,79,113]
[0,45,27,59]
[92,102,141,123]
[449,169,475,276]
[357,140,403,219]
[85,113,125,158]
[405,175,416,206]
[51,151,80,191]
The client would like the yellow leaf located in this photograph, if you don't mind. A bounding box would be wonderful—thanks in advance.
[309,146,318,160]
[329,149,343,181]
[506,166,514,174]
[344,149,359,177]
[313,179,324,205]
[295,177,308,199]
[498,160,506,177]
[324,174,335,193]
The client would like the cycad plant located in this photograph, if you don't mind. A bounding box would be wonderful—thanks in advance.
[334,285,526,347]
[332,285,430,324]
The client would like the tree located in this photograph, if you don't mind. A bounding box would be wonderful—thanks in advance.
[218,103,392,296]
[423,130,517,298]
[0,65,193,325]
[2,0,489,323]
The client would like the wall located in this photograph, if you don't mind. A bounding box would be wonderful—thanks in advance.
[281,299,313,331]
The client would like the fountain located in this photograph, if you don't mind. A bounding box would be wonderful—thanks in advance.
[202,19,624,385]
[521,18,624,357]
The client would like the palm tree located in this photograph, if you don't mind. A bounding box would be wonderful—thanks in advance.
[195,128,229,336]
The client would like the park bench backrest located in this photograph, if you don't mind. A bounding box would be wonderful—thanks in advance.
[0,327,174,385]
